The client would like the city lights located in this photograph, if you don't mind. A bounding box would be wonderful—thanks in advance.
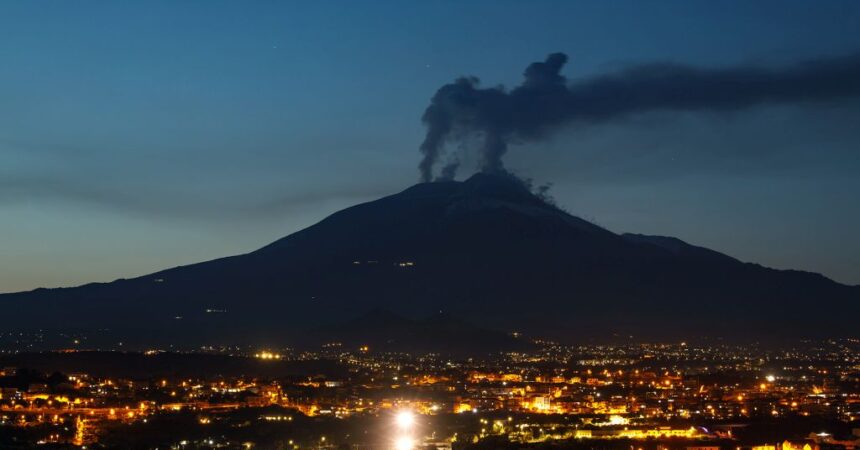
[1,340,857,448]
[254,351,281,360]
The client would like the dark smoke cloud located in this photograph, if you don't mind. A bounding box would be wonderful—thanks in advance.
[418,52,860,181]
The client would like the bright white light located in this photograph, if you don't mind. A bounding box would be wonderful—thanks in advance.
[608,415,628,425]
[394,436,414,450]
[766,375,776,382]
[395,410,415,429]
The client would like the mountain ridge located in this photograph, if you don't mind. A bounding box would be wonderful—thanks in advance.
[2,173,857,346]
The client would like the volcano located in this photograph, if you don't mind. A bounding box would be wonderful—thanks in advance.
[2,173,857,348]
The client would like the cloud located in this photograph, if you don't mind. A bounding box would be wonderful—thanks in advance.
[0,172,396,221]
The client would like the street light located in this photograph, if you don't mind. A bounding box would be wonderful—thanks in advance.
[395,410,414,430]
[393,436,414,450]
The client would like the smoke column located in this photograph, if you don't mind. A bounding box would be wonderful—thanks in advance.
[418,52,860,181]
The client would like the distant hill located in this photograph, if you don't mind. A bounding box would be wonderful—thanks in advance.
[2,173,857,348]
[306,309,533,355]
[0,352,346,379]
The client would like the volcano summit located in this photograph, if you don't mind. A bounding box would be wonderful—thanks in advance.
[2,174,857,349]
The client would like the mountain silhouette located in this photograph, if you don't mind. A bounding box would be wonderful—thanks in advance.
[2,173,857,347]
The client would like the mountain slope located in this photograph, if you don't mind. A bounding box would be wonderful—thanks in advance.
[1,173,857,345]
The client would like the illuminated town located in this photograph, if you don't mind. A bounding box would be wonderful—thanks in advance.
[3,1,860,449]
[1,339,858,449]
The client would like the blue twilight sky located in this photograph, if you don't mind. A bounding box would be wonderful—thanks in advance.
[1,0,860,293]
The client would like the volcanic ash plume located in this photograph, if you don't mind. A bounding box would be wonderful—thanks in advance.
[418,52,860,182]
